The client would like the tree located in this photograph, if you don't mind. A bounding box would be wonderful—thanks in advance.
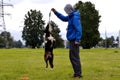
[74,1,101,49]
[22,9,45,48]
[0,31,14,48]
[14,40,23,48]
[50,21,64,48]
[106,36,115,48]
[116,36,119,42]
[0,35,5,48]
[98,36,116,48]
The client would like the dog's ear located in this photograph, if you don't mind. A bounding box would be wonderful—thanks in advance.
[44,24,49,33]
[46,24,49,31]
[43,28,47,33]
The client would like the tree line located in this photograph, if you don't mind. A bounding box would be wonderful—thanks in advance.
[0,31,23,48]
[98,36,119,48]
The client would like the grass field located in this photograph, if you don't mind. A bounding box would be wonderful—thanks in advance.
[0,48,120,80]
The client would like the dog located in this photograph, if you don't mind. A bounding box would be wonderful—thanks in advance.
[44,23,55,69]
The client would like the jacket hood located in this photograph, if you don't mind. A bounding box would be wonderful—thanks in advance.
[64,4,74,14]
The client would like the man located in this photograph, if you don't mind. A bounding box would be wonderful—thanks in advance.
[51,4,82,78]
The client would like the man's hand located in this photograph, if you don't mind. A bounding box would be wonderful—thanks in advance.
[51,8,56,13]
[75,41,80,45]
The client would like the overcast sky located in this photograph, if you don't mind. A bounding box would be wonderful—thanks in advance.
[1,0,120,42]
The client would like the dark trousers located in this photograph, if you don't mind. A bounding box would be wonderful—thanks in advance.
[69,41,82,77]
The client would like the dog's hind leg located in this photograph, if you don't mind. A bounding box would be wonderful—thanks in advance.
[44,54,48,68]
[46,60,48,68]
[49,53,54,69]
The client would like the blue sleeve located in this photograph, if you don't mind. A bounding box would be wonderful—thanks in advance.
[73,16,82,42]
[54,11,68,22]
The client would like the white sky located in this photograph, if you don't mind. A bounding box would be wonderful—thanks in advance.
[1,0,120,42]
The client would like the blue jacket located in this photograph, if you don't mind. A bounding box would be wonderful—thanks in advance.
[54,11,82,42]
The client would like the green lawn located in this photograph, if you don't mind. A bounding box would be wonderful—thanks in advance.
[0,48,120,80]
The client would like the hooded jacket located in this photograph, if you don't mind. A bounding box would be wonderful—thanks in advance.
[54,11,82,42]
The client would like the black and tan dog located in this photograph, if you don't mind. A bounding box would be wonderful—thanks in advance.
[44,23,55,69]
